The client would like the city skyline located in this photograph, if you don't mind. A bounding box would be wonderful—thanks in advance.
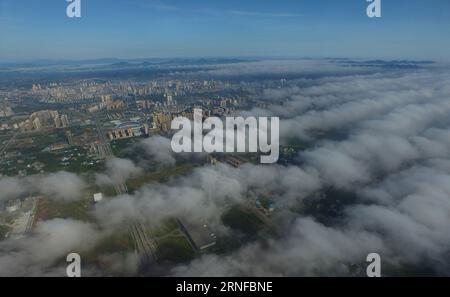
[1,0,450,62]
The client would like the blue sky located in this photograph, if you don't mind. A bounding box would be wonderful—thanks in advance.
[1,0,450,62]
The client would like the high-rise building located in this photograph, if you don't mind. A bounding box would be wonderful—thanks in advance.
[153,112,173,132]
[54,116,62,128]
[33,117,42,130]
[166,94,173,106]
[61,114,69,127]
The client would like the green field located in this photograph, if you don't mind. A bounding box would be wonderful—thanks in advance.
[221,205,265,236]
[87,229,135,256]
[145,218,179,238]
[35,197,94,222]
[157,235,195,264]
[126,163,196,192]
[0,225,11,240]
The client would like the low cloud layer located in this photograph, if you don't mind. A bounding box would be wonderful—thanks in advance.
[96,158,142,186]
[0,171,87,202]
[170,65,450,276]
[0,219,102,276]
[139,136,177,166]
[2,60,450,276]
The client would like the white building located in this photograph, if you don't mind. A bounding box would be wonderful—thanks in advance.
[93,193,103,203]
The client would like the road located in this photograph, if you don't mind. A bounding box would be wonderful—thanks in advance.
[94,115,158,263]
[94,117,113,159]
[25,196,40,233]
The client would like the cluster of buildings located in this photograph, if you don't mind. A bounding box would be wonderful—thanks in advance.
[32,81,116,103]
[8,110,70,132]
[87,96,126,113]
[118,79,223,97]
[26,77,254,117]
[0,105,14,118]
[136,100,157,110]
[152,112,176,132]
[107,121,149,140]
[135,94,176,110]
[0,110,70,131]
[28,79,230,105]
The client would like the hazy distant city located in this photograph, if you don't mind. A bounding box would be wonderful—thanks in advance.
[1,0,450,278]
